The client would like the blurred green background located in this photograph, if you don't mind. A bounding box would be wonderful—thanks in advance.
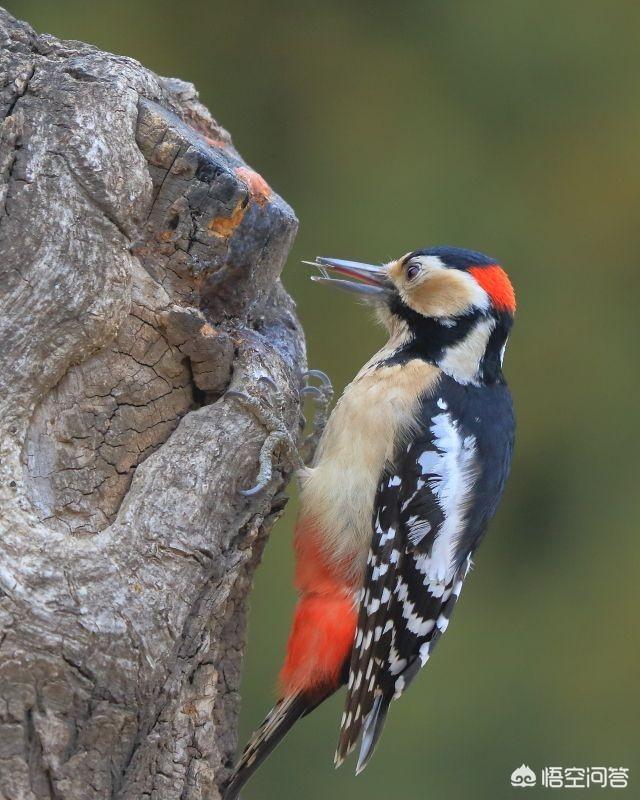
[8,1,640,797]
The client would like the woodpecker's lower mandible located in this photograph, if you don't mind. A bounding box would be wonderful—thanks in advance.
[224,246,516,800]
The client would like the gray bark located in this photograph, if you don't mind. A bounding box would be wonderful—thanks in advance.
[0,7,305,799]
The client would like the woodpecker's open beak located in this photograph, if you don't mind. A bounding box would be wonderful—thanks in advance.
[302,257,390,298]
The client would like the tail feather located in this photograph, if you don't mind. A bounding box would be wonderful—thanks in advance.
[223,695,306,800]
[223,690,332,800]
[355,693,391,775]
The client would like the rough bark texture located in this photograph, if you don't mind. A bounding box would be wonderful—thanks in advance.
[0,8,305,799]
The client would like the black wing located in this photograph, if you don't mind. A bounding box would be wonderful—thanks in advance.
[335,378,514,771]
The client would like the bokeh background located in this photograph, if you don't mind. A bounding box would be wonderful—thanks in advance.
[8,1,640,797]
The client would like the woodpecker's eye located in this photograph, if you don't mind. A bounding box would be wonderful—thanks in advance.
[406,263,420,282]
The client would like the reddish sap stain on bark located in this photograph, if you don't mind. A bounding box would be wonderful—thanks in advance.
[235,166,272,206]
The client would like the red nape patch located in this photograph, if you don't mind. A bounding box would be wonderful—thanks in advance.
[469,265,516,312]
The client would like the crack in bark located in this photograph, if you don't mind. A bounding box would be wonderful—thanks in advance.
[3,63,34,120]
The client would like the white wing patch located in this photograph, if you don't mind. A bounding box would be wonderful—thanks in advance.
[420,412,478,584]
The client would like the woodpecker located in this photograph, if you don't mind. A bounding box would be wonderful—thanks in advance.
[224,246,516,799]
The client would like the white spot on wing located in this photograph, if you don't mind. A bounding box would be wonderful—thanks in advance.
[395,579,409,602]
[389,644,407,675]
[418,450,440,474]
[400,596,435,637]
[406,515,431,546]
[379,526,396,544]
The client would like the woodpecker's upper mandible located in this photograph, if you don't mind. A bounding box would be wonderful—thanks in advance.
[224,246,516,799]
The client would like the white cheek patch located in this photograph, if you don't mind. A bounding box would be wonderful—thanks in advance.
[462,272,491,312]
[437,317,495,385]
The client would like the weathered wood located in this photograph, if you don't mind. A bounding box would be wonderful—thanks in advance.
[0,7,305,799]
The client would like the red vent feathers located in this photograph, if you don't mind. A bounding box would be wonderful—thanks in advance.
[279,519,357,696]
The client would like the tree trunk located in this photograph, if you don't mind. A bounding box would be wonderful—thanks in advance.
[0,8,305,799]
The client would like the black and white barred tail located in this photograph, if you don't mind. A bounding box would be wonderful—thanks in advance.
[223,688,335,800]
[223,695,308,800]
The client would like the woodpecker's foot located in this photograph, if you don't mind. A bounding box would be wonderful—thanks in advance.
[226,376,302,496]
[299,369,334,466]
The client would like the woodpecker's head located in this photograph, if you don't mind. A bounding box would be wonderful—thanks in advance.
[304,246,515,385]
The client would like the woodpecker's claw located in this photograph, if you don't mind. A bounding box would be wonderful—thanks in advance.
[257,375,278,392]
[300,385,323,399]
[239,429,294,496]
[225,390,251,402]
[299,369,334,466]
[226,376,302,497]
[304,368,333,388]
[226,370,333,495]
